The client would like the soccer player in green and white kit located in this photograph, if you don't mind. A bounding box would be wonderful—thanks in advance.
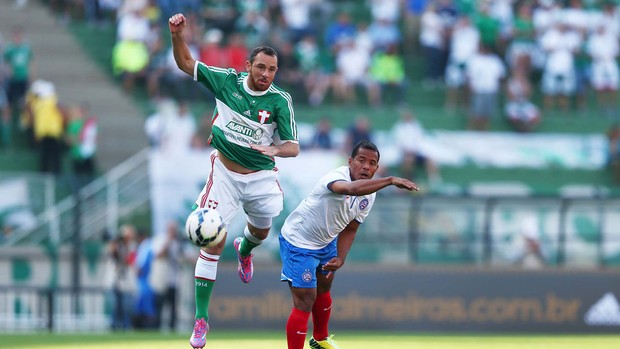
[169,13,300,349]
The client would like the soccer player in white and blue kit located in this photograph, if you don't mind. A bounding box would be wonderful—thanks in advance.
[279,141,418,349]
[169,13,300,348]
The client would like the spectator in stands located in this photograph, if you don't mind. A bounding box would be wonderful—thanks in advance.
[224,33,249,73]
[324,12,357,53]
[466,43,506,131]
[24,80,65,175]
[144,98,196,155]
[587,23,619,117]
[112,38,149,93]
[392,108,441,187]
[3,26,34,120]
[166,100,196,154]
[310,117,333,150]
[104,224,138,331]
[150,221,188,331]
[505,64,541,133]
[344,116,373,155]
[235,9,270,49]
[65,103,98,187]
[199,28,227,67]
[506,1,539,75]
[295,34,333,106]
[474,1,502,54]
[420,1,447,89]
[354,21,374,56]
[444,15,479,112]
[598,1,620,39]
[332,37,379,106]
[563,0,589,36]
[279,0,315,43]
[539,20,581,111]
[532,0,560,37]
[133,227,156,329]
[367,17,402,53]
[112,6,150,92]
[369,43,407,106]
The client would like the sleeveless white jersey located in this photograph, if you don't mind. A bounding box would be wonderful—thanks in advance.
[281,166,376,249]
[193,61,298,170]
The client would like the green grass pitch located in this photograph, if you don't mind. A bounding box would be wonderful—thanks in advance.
[2,331,620,349]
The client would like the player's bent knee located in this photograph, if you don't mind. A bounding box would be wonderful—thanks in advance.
[247,215,272,230]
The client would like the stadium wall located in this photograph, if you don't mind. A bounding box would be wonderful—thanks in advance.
[0,249,619,333]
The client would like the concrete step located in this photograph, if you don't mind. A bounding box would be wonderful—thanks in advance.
[0,0,147,171]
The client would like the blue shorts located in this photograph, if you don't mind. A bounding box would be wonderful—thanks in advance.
[279,235,337,288]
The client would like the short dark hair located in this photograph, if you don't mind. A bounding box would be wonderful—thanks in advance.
[249,46,278,64]
[351,141,380,161]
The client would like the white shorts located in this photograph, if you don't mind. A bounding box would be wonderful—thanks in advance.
[590,60,619,91]
[542,70,576,96]
[445,61,467,88]
[194,150,283,225]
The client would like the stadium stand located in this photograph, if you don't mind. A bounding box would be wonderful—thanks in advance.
[0,0,146,172]
[1,0,618,196]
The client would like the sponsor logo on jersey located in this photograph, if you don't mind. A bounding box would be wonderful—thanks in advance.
[243,110,252,117]
[226,120,260,139]
[359,198,369,210]
[258,109,271,123]
[232,92,243,100]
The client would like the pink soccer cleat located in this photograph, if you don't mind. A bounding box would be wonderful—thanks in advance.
[189,318,209,348]
[233,237,254,283]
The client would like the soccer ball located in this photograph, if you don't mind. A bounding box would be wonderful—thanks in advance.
[185,208,227,247]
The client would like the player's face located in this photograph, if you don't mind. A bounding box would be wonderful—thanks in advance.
[246,52,278,92]
[348,148,379,181]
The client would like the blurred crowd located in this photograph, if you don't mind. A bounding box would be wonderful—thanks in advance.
[5,0,620,186]
[1,25,99,183]
[103,221,195,331]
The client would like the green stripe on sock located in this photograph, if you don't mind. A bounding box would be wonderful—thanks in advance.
[195,278,215,321]
[239,238,259,257]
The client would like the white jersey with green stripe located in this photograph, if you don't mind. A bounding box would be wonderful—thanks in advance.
[193,61,298,170]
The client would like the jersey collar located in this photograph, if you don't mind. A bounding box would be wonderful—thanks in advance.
[243,75,270,96]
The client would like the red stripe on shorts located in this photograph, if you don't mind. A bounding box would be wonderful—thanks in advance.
[200,152,218,208]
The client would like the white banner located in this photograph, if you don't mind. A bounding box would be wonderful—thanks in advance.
[148,148,345,237]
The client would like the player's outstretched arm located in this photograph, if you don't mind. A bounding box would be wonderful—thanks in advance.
[249,141,300,158]
[169,13,196,76]
[330,176,418,196]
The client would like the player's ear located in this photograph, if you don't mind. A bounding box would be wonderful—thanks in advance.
[245,60,251,72]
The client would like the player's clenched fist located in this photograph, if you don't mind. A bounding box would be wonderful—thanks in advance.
[168,13,186,33]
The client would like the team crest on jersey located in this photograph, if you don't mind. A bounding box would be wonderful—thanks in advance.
[258,110,271,124]
[302,269,313,282]
[359,198,369,210]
